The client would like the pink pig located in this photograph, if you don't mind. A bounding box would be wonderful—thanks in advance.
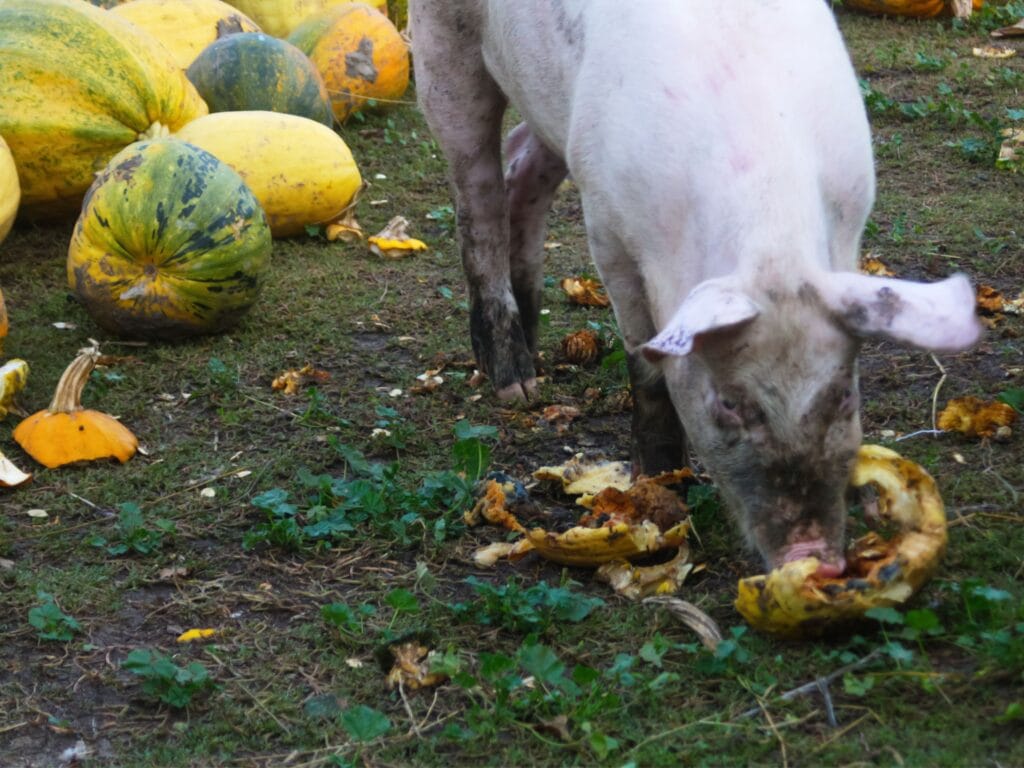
[410,0,982,574]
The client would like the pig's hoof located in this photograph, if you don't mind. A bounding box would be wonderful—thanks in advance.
[496,377,538,401]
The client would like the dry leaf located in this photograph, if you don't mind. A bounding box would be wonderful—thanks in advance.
[368,216,428,258]
[560,329,601,365]
[643,597,723,651]
[972,45,1016,58]
[560,277,611,307]
[271,364,331,395]
[385,642,449,690]
[977,284,1007,313]
[541,404,581,433]
[157,566,189,580]
[538,715,572,742]
[938,396,1017,438]
[991,18,1024,38]
[860,256,895,277]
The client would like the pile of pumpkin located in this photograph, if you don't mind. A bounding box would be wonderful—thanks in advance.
[0,0,410,480]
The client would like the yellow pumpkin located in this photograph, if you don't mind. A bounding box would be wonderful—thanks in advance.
[0,0,208,217]
[0,134,18,245]
[287,3,409,122]
[174,111,362,237]
[110,0,261,70]
[843,0,982,18]
[225,0,387,37]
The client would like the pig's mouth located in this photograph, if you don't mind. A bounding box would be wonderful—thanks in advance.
[777,540,846,578]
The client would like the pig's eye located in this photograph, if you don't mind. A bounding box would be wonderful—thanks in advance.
[713,394,743,428]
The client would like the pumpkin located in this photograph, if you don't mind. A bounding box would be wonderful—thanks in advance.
[842,0,982,18]
[68,139,271,338]
[288,3,409,122]
[174,111,362,237]
[224,0,387,37]
[14,343,137,468]
[110,0,261,70]
[0,287,8,353]
[0,134,18,246]
[186,32,333,125]
[0,0,208,218]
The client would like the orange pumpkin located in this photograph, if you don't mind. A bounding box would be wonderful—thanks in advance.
[287,2,408,122]
[842,0,982,18]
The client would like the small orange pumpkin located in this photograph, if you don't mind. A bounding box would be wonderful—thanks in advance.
[842,0,982,18]
[287,3,409,122]
[13,343,138,468]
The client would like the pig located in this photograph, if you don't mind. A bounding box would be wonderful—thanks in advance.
[410,0,982,575]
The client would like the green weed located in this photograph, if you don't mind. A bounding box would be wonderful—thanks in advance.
[27,591,81,642]
[122,648,216,709]
[86,502,175,557]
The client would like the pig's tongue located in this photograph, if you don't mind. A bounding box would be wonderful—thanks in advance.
[781,540,846,578]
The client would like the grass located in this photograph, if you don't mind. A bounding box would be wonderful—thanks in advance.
[2,5,1024,767]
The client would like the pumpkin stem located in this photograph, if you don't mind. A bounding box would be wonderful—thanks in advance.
[48,342,101,415]
[138,122,170,141]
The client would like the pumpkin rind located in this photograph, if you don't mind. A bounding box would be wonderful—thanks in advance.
[174,111,362,237]
[225,0,387,37]
[0,0,209,218]
[68,139,271,338]
[288,3,409,122]
[110,0,261,70]
[186,32,333,125]
[0,135,18,246]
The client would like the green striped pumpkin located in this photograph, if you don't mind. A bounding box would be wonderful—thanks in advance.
[186,33,333,125]
[68,139,272,339]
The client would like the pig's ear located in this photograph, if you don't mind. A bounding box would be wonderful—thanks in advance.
[642,280,761,361]
[820,272,982,353]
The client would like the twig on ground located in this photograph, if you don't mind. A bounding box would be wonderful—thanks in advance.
[736,649,883,724]
[929,353,947,434]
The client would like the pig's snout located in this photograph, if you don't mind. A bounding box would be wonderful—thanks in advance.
[779,539,846,578]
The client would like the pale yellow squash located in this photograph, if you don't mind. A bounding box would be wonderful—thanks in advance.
[174,111,362,237]
[225,0,387,37]
[0,135,18,245]
[0,0,208,217]
[111,0,261,70]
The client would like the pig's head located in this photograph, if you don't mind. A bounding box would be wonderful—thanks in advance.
[642,271,982,575]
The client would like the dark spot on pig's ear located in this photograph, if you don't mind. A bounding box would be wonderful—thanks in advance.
[873,286,903,326]
[841,301,869,329]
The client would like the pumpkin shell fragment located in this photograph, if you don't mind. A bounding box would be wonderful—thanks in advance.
[735,445,947,636]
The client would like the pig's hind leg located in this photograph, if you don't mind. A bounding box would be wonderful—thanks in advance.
[411,2,537,400]
[505,123,568,353]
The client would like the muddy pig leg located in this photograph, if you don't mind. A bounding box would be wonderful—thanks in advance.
[411,1,537,400]
[504,123,568,353]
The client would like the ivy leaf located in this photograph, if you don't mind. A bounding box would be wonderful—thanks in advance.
[340,705,392,742]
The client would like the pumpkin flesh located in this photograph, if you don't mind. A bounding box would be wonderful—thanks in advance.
[0,135,18,245]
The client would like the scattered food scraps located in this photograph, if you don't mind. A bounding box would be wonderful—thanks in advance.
[0,358,29,418]
[560,276,611,307]
[368,215,428,257]
[938,396,1017,438]
[972,45,1016,58]
[996,128,1024,171]
[176,628,217,643]
[596,546,694,600]
[560,329,601,365]
[325,209,364,243]
[533,454,632,495]
[271,364,330,395]
[991,18,1024,37]
[385,642,449,690]
[860,255,895,277]
[0,451,31,487]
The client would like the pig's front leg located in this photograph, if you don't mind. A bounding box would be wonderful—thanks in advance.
[583,219,688,475]
[505,123,568,353]
[411,2,536,400]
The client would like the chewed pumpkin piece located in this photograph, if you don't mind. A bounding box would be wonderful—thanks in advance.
[596,545,694,600]
[0,450,31,488]
[560,277,610,307]
[0,359,29,418]
[464,476,528,533]
[938,396,1017,438]
[736,445,947,637]
[526,519,690,567]
[271,364,330,396]
[533,455,632,496]
[368,215,427,257]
